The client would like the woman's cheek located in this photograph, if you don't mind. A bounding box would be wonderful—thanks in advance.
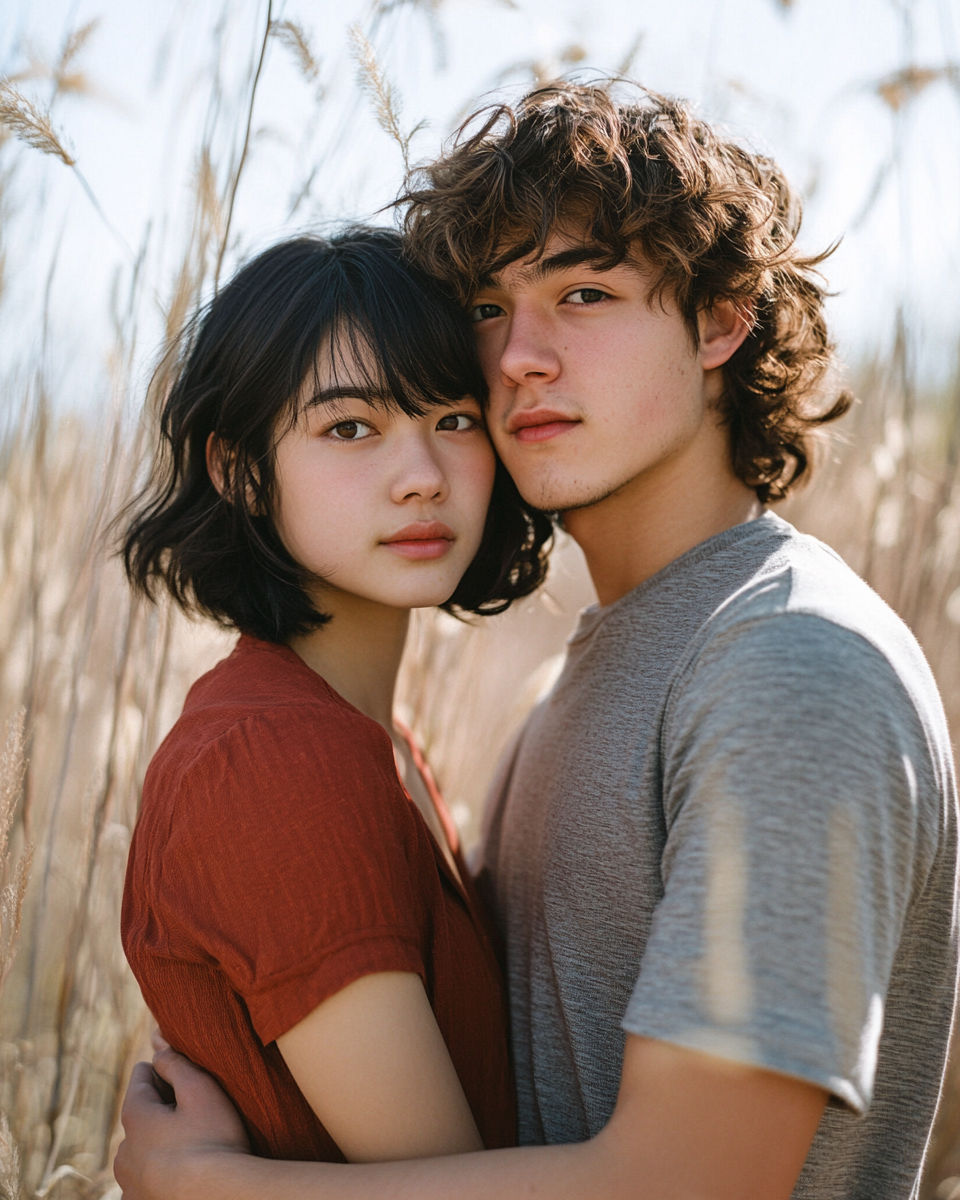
[470,437,498,496]
[462,443,497,550]
[273,463,346,575]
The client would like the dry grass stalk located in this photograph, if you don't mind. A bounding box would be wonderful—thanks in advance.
[213,0,274,289]
[376,0,517,13]
[0,714,32,1001]
[0,1111,21,1200]
[876,64,959,112]
[614,32,645,80]
[157,147,223,358]
[0,713,30,1200]
[270,20,321,83]
[54,20,101,94]
[9,19,100,101]
[0,81,74,166]
[348,24,424,171]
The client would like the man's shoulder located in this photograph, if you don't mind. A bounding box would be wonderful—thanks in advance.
[701,517,931,691]
[669,519,953,780]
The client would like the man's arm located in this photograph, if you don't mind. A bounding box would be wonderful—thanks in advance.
[116,1032,827,1200]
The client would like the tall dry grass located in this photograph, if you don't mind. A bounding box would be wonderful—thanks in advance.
[0,7,958,1200]
[0,403,234,1200]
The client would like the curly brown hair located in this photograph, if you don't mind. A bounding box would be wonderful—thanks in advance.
[399,82,852,503]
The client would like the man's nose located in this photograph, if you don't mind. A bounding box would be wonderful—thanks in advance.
[498,308,561,389]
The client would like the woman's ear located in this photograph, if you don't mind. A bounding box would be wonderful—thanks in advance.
[205,432,228,497]
[697,298,755,371]
[206,432,263,513]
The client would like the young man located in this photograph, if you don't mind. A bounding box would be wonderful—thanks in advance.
[115,84,958,1199]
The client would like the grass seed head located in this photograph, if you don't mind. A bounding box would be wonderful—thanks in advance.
[0,80,75,166]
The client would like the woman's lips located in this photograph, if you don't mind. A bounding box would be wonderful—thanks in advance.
[381,522,455,560]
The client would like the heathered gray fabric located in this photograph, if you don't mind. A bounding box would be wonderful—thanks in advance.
[477,512,959,1199]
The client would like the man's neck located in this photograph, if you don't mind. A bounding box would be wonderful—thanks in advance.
[562,433,764,607]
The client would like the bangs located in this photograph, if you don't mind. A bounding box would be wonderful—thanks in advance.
[295,233,487,424]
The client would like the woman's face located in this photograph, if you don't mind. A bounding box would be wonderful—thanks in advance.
[271,349,496,613]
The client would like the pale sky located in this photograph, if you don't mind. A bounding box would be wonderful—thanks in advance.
[2,0,958,412]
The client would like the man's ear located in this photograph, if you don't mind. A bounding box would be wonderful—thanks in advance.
[697,298,754,371]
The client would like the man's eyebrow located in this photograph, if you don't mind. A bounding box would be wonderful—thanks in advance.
[532,246,614,279]
[483,245,616,290]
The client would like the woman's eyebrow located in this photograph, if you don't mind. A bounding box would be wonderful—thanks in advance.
[306,386,390,408]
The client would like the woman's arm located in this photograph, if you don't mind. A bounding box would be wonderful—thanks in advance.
[275,971,482,1161]
[117,1033,826,1200]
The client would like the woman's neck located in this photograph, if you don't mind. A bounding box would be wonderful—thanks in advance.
[287,590,410,731]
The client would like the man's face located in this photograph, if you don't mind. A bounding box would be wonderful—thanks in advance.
[469,234,732,514]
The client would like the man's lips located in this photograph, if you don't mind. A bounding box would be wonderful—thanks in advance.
[506,409,581,444]
[381,522,455,561]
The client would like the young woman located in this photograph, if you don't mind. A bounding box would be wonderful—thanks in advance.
[120,227,552,1164]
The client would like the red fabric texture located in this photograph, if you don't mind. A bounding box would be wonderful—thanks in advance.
[122,635,516,1160]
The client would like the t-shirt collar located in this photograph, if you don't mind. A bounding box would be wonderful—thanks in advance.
[568,511,788,645]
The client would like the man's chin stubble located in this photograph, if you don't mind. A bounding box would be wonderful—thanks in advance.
[521,470,638,517]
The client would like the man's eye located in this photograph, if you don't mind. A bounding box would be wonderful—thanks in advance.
[565,289,608,305]
[436,413,478,432]
[470,303,505,322]
[328,420,374,440]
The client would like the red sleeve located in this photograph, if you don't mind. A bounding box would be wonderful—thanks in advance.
[157,704,427,1045]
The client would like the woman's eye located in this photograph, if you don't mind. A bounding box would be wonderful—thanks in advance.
[565,288,608,305]
[328,420,374,441]
[470,303,505,322]
[436,413,478,432]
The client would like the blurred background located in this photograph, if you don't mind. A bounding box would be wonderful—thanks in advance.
[0,0,958,1196]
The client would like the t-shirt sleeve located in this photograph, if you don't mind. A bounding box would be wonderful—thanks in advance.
[158,706,426,1046]
[622,613,933,1113]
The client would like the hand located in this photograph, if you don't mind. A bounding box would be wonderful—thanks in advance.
[114,1047,251,1200]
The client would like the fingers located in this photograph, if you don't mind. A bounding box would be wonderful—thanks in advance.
[122,1062,173,1123]
[151,1047,232,1112]
[116,1064,171,1199]
[150,1047,251,1151]
[151,1065,177,1106]
[151,1027,171,1054]
[152,1045,207,1091]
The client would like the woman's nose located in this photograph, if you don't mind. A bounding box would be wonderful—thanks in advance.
[389,435,448,503]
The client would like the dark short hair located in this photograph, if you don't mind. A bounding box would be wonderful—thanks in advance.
[122,228,552,642]
[399,83,852,503]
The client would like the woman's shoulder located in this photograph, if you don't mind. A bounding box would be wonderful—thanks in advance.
[182,632,338,714]
[146,634,397,810]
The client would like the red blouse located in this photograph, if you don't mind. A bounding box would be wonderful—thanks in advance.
[122,635,516,1160]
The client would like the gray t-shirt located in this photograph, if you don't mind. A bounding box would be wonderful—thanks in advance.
[477,513,958,1199]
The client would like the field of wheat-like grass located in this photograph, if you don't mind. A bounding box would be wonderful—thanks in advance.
[2,3,959,1197]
